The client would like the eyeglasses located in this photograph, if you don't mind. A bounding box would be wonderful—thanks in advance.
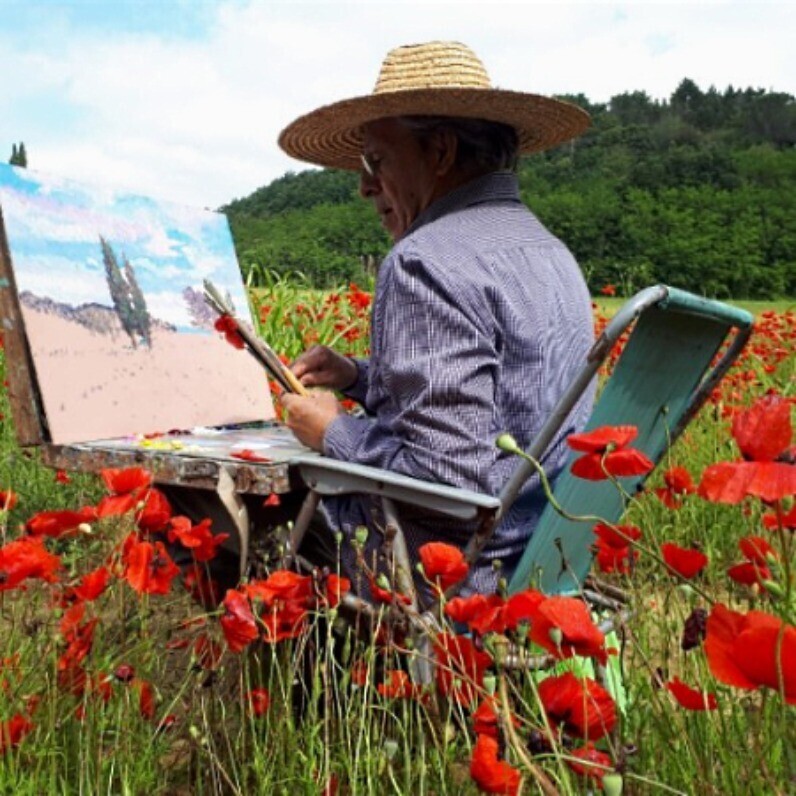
[360,153,380,179]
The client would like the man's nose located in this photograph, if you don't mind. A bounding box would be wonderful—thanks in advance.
[359,170,378,198]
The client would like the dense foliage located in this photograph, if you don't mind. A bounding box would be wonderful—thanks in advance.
[224,79,796,297]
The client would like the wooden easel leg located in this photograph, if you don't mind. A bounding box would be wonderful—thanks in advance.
[216,467,250,580]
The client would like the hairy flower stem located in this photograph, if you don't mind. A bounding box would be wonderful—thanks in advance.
[496,663,559,796]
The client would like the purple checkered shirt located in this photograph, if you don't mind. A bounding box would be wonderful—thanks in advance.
[322,171,594,595]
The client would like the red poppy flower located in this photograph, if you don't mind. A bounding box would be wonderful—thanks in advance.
[530,596,607,664]
[572,448,655,480]
[567,743,613,783]
[346,283,372,312]
[699,461,796,504]
[168,516,229,562]
[262,493,281,507]
[762,504,796,531]
[101,467,153,495]
[260,602,309,643]
[732,393,791,462]
[594,537,637,574]
[568,425,653,481]
[470,734,520,796]
[59,601,86,639]
[220,589,259,653]
[568,426,640,453]
[660,542,709,579]
[600,284,617,297]
[0,535,61,590]
[471,696,520,739]
[0,490,18,511]
[135,679,156,720]
[445,593,504,632]
[70,565,111,602]
[726,561,772,587]
[135,488,172,534]
[122,536,180,595]
[418,542,469,593]
[95,491,139,518]
[214,315,245,349]
[502,589,546,631]
[665,677,718,710]
[434,633,492,706]
[738,535,777,565]
[655,466,696,509]
[245,571,314,607]
[55,469,71,485]
[0,713,34,754]
[25,506,97,538]
[705,604,796,704]
[322,573,351,608]
[538,672,617,740]
[376,669,427,702]
[593,522,642,549]
[699,395,796,505]
[246,687,271,717]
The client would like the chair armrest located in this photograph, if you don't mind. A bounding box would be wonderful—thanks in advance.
[290,454,501,521]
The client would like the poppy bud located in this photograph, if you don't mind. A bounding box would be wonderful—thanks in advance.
[760,579,784,597]
[495,433,520,454]
[354,527,369,546]
[482,674,497,696]
[603,773,624,796]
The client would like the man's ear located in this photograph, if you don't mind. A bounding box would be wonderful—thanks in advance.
[433,128,458,176]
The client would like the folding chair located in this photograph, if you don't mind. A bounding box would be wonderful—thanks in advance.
[285,285,753,626]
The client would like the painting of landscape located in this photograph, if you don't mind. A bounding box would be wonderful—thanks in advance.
[0,163,275,444]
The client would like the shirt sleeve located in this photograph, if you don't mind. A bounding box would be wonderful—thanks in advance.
[341,357,370,406]
[323,251,500,493]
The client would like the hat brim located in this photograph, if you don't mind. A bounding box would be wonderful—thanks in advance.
[278,88,590,170]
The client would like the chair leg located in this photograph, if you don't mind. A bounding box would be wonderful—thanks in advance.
[281,489,321,569]
[379,497,419,611]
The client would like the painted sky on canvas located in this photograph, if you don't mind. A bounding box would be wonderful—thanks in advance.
[0,0,793,210]
[0,163,248,331]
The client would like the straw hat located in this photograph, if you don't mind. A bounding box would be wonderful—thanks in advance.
[278,41,590,171]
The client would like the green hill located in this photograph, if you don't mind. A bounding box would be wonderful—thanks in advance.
[224,79,796,297]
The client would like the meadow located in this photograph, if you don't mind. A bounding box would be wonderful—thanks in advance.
[0,279,794,795]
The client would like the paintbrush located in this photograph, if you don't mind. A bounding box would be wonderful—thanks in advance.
[202,279,309,396]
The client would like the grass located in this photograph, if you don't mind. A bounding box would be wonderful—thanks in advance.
[0,278,794,794]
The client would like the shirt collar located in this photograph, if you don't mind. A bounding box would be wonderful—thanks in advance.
[402,170,521,239]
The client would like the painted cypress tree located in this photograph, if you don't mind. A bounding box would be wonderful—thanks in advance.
[100,236,138,348]
[9,142,27,167]
[122,255,152,348]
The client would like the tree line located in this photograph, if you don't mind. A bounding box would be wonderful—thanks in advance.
[223,78,796,298]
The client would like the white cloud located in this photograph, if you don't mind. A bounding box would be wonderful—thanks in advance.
[1,1,793,210]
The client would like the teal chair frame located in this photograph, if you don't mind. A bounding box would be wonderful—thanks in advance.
[287,285,753,612]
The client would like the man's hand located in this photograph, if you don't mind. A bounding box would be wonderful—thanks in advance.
[291,346,358,391]
[280,390,345,452]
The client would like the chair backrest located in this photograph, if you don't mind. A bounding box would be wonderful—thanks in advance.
[506,285,753,595]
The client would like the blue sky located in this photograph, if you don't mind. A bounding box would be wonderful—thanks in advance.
[1,1,793,210]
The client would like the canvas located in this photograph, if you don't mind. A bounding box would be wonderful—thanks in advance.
[0,163,275,444]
